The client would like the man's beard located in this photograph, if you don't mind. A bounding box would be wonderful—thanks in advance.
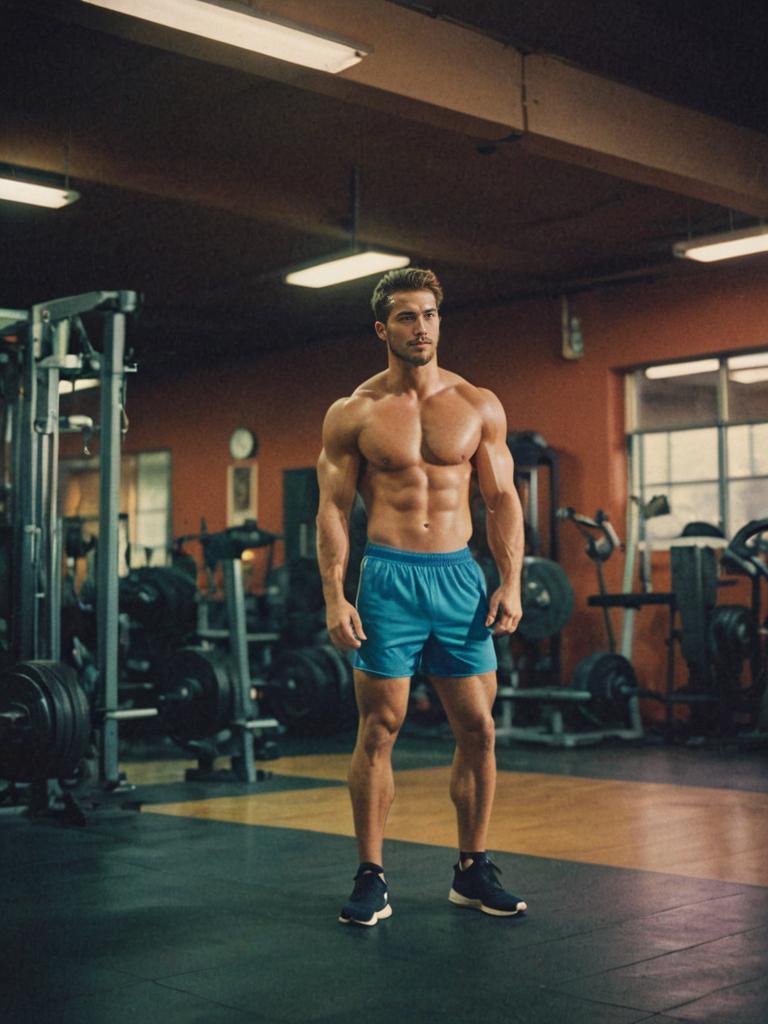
[388,341,434,366]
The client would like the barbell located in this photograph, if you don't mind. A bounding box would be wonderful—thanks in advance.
[0,640,358,780]
[157,647,234,741]
[0,649,254,782]
[0,661,91,781]
[265,644,356,735]
[571,652,638,720]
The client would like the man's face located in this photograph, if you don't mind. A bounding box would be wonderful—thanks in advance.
[375,290,440,367]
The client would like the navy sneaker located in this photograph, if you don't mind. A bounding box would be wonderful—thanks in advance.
[339,864,392,926]
[449,855,527,917]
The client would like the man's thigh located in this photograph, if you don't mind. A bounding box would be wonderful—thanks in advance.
[353,669,411,725]
[428,672,497,732]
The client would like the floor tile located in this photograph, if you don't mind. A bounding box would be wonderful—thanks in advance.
[2,736,766,1024]
[664,974,768,1023]
[1,979,266,1023]
[551,926,768,1013]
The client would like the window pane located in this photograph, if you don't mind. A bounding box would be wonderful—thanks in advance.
[644,483,720,539]
[669,428,718,482]
[137,451,171,512]
[727,424,768,478]
[729,478,768,532]
[135,510,170,561]
[727,352,768,421]
[669,483,720,535]
[643,433,669,485]
[634,366,718,430]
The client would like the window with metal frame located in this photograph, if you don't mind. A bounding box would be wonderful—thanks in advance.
[626,352,768,541]
[60,449,172,571]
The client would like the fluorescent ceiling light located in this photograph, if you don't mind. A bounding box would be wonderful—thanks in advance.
[59,379,100,395]
[729,368,768,384]
[645,359,719,380]
[674,225,768,263]
[0,176,79,209]
[0,308,25,329]
[81,0,369,73]
[285,251,410,288]
[728,352,768,370]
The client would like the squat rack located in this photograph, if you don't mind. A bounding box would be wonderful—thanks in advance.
[1,291,138,788]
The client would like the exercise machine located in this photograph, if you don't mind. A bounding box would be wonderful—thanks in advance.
[0,293,282,814]
[0,291,137,811]
[496,507,644,747]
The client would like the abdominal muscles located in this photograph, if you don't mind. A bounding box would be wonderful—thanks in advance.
[361,462,474,552]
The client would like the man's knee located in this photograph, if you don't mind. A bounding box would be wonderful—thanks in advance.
[454,712,496,754]
[358,708,404,757]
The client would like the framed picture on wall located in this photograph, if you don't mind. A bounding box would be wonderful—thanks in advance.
[227,462,258,526]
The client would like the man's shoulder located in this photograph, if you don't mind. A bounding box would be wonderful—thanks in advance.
[351,370,388,400]
[442,372,502,412]
[322,374,385,434]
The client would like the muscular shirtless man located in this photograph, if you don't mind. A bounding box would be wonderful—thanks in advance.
[316,267,527,926]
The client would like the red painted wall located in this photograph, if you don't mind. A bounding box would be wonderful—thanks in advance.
[122,258,768,707]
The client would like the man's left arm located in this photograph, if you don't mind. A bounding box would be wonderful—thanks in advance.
[473,389,524,634]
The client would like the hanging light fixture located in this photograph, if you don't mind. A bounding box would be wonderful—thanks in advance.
[673,224,768,263]
[284,167,410,288]
[285,251,410,289]
[728,352,768,385]
[0,166,79,209]
[80,0,369,74]
[644,359,719,380]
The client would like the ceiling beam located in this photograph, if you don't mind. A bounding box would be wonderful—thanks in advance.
[24,0,524,139]
[7,0,768,219]
[521,55,768,217]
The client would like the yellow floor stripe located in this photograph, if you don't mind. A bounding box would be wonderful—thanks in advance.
[142,762,768,888]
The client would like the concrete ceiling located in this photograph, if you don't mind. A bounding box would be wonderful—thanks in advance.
[2,0,768,372]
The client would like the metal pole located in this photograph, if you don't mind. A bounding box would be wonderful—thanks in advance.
[718,359,729,536]
[223,558,256,781]
[13,320,40,660]
[36,362,63,661]
[97,311,125,785]
[621,434,639,660]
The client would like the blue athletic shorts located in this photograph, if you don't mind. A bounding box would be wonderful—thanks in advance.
[352,543,498,679]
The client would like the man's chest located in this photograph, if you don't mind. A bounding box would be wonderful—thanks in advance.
[358,392,483,469]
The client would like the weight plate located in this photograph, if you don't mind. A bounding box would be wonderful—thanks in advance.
[53,662,92,778]
[708,604,755,692]
[0,661,90,782]
[34,663,75,777]
[572,652,637,721]
[119,567,197,632]
[0,663,54,780]
[267,647,335,734]
[317,644,356,729]
[10,663,66,780]
[517,557,575,641]
[159,647,233,740]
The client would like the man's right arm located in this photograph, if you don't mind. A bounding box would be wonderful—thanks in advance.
[316,397,367,650]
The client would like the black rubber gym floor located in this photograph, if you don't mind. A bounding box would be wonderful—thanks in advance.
[2,737,767,1024]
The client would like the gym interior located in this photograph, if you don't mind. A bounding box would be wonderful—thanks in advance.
[2,3,767,1023]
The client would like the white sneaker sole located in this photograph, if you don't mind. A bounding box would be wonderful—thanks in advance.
[338,903,393,926]
[449,888,527,917]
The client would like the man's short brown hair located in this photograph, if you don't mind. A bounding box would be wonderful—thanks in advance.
[371,267,443,324]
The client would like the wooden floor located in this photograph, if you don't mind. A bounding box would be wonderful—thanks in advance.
[135,752,768,888]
